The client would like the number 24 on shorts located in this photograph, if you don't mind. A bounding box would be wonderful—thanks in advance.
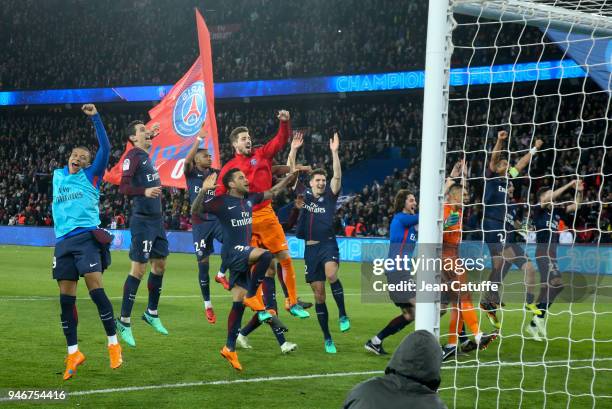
[193,239,206,252]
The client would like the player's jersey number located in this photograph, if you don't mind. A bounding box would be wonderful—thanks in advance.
[142,240,153,253]
[194,239,206,253]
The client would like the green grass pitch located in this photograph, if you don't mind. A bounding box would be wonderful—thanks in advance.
[1,245,610,408]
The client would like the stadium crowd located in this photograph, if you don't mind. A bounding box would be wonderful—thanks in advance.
[0,92,609,242]
[1,0,424,89]
[1,0,563,90]
[0,98,414,232]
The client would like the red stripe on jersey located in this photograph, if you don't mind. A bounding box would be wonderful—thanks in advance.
[398,228,410,256]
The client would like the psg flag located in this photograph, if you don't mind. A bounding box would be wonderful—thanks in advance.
[104,8,220,189]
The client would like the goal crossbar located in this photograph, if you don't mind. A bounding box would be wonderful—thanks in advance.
[453,0,612,36]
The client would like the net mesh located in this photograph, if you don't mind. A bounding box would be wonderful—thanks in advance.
[534,1,612,16]
[438,1,612,407]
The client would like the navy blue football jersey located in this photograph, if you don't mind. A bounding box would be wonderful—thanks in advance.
[296,186,338,241]
[198,193,264,255]
[483,173,510,224]
[122,148,162,216]
[533,205,565,244]
[185,166,218,223]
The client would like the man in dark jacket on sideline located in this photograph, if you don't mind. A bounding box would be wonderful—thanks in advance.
[343,330,447,409]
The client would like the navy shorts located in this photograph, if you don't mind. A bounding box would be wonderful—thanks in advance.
[304,240,339,283]
[223,245,252,290]
[484,218,506,257]
[484,221,528,269]
[129,214,169,263]
[192,221,223,261]
[535,244,562,282]
[53,231,111,281]
[385,270,415,308]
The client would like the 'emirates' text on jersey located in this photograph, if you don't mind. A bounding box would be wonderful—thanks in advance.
[197,193,264,256]
[296,186,338,241]
[533,205,566,244]
[122,148,162,216]
[185,166,218,223]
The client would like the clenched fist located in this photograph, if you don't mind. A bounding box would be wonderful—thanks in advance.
[81,104,98,116]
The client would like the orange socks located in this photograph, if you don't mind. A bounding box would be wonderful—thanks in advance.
[279,258,298,305]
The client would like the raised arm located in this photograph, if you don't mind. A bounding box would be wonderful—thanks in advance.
[330,132,341,195]
[215,162,231,196]
[184,128,206,175]
[82,104,110,184]
[260,110,291,159]
[287,131,304,172]
[565,180,583,213]
[513,138,543,174]
[445,160,465,195]
[272,165,291,176]
[489,130,507,173]
[263,171,298,201]
[395,212,419,227]
[193,173,219,215]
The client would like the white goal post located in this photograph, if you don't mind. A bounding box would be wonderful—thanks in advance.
[417,0,612,335]
[417,1,611,407]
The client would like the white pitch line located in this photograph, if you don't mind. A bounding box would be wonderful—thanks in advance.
[0,293,365,302]
[1,358,607,400]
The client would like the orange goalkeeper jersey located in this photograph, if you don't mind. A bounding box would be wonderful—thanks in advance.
[443,204,462,246]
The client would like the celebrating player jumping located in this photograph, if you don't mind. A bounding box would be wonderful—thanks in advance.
[193,169,298,371]
[51,104,122,380]
[526,179,583,340]
[183,129,226,324]
[116,120,170,346]
[217,110,311,319]
[295,132,349,354]
[480,130,543,328]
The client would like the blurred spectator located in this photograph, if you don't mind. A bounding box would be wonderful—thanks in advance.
[1,0,426,89]
[0,1,563,91]
[0,91,608,242]
[343,330,447,409]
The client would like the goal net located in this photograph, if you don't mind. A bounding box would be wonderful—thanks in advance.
[436,1,612,407]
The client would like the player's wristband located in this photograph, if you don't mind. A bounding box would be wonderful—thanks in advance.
[530,147,538,155]
[197,137,204,142]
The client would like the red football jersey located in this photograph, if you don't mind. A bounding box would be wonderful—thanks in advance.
[216,121,291,211]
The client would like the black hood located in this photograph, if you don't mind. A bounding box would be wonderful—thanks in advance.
[385,330,442,391]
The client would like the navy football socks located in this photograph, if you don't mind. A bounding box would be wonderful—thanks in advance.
[330,279,346,317]
[376,315,412,341]
[247,252,273,298]
[147,272,163,314]
[198,261,211,302]
[89,288,116,336]
[227,302,245,351]
[315,302,331,340]
[60,294,78,346]
[120,275,141,321]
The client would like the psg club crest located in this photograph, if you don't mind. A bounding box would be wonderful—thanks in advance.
[173,81,207,137]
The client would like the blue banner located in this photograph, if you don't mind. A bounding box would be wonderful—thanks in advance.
[0,59,586,106]
[545,29,611,91]
[1,226,610,275]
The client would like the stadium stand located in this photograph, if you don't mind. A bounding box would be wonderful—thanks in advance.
[1,94,609,240]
